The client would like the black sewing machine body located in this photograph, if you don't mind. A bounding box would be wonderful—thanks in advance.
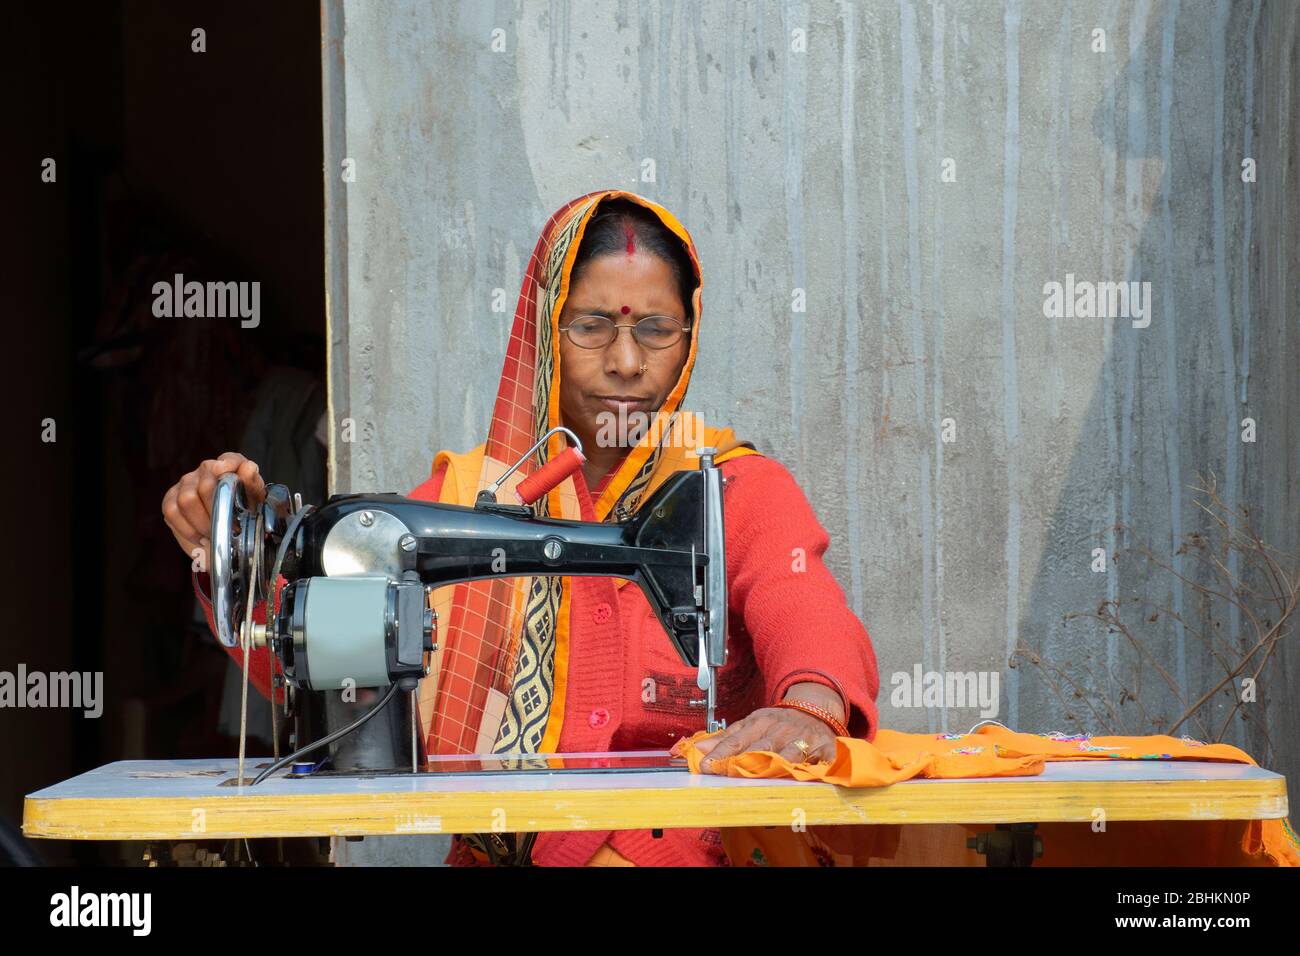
[292,473,707,660]
[208,447,730,779]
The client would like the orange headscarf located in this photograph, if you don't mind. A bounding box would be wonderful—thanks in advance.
[418,190,758,757]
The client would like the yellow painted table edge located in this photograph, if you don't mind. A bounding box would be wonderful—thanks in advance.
[23,776,1289,841]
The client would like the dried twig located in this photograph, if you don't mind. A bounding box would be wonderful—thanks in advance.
[1011,473,1297,765]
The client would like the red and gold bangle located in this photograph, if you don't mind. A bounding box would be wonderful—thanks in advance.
[775,698,849,739]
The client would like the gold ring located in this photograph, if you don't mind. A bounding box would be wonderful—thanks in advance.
[793,739,812,760]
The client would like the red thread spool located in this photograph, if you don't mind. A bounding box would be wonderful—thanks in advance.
[514,447,586,505]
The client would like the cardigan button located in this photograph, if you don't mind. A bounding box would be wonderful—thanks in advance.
[588,708,610,728]
[592,602,612,624]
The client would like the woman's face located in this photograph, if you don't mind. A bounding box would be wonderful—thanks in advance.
[557,250,691,445]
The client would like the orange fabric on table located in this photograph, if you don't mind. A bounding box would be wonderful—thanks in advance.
[672,723,1300,867]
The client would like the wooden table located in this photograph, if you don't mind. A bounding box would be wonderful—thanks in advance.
[23,752,1288,841]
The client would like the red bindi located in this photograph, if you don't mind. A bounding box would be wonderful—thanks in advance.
[621,305,631,314]
[623,223,636,255]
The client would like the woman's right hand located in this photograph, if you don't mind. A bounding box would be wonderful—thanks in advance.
[162,452,267,570]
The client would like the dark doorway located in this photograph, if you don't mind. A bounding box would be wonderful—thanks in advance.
[6,0,325,865]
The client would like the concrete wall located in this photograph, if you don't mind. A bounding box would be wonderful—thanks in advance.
[322,0,1299,863]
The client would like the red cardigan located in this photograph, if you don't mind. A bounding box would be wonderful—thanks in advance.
[193,453,880,866]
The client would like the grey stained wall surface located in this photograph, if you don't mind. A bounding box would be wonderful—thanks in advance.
[322,0,1299,864]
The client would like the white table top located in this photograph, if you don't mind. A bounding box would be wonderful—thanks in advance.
[23,753,1288,840]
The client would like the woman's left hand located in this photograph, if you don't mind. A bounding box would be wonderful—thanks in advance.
[680,706,837,773]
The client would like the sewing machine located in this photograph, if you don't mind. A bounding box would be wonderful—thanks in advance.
[206,427,730,783]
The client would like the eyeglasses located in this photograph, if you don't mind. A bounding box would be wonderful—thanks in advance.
[558,314,692,350]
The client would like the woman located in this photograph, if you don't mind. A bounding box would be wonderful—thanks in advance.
[162,189,880,866]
